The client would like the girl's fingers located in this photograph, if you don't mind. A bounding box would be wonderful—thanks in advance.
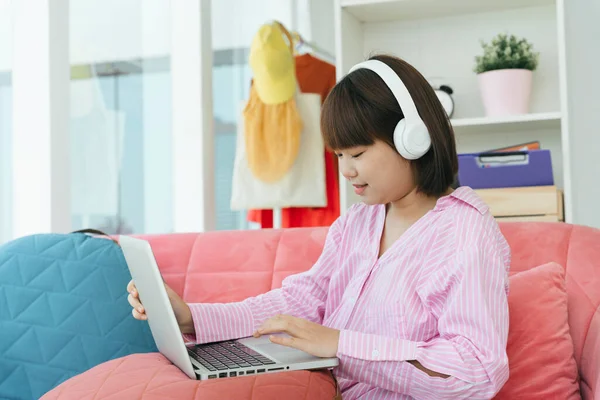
[127,293,140,308]
[128,281,147,321]
[132,308,147,320]
[127,294,145,314]
[127,281,139,298]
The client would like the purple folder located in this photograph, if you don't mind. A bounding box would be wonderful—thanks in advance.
[457,149,554,189]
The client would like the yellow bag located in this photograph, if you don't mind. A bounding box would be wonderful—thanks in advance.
[243,85,303,183]
[231,90,326,211]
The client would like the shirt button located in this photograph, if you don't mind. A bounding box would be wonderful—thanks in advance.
[372,349,379,358]
[349,296,356,303]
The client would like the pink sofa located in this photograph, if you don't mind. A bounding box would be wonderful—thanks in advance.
[42,222,600,399]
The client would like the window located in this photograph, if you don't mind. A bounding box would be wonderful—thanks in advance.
[69,1,173,235]
[213,59,253,230]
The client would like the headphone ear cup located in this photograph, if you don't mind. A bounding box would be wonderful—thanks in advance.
[394,121,431,160]
[393,119,409,158]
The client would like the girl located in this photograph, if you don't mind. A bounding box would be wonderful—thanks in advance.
[128,54,511,399]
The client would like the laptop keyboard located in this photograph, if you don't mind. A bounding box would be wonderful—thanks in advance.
[187,340,277,372]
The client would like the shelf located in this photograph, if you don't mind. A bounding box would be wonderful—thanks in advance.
[341,0,555,22]
[450,112,561,135]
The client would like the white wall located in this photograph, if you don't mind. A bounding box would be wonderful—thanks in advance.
[0,86,12,243]
[0,0,12,70]
[306,0,335,56]
[11,0,71,238]
[0,0,10,243]
[563,0,600,227]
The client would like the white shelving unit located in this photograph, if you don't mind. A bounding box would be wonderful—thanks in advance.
[334,0,575,222]
[340,0,556,22]
[451,111,562,134]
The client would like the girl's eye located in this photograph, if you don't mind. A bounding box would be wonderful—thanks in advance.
[335,150,364,158]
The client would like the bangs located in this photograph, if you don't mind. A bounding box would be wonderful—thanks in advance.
[320,75,381,151]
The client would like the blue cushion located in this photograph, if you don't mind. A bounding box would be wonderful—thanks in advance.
[0,232,158,400]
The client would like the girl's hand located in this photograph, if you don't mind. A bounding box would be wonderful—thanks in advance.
[253,314,340,358]
[127,280,147,320]
[126,280,195,334]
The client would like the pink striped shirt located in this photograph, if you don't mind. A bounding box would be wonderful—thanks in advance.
[187,186,511,399]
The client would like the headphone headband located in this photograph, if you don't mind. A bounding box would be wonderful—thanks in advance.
[348,59,431,160]
[348,59,422,124]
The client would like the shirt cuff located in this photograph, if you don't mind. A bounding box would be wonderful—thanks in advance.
[182,333,196,344]
[337,330,419,362]
[188,302,256,344]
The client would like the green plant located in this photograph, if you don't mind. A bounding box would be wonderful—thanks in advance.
[474,33,539,74]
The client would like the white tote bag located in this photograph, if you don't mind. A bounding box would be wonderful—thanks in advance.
[230,91,327,210]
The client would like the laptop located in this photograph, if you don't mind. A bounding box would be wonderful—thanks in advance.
[119,235,339,380]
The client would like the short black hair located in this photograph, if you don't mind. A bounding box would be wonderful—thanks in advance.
[320,54,458,197]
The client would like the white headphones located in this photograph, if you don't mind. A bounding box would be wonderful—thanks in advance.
[348,60,432,160]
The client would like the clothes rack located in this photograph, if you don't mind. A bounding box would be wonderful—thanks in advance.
[247,21,334,230]
[271,20,336,62]
[291,31,335,63]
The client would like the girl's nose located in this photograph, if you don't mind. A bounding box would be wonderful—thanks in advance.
[339,159,358,180]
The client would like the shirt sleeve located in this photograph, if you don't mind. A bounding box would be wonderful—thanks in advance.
[185,213,346,345]
[336,238,510,399]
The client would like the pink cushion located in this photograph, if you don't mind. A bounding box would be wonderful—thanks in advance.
[498,222,600,399]
[494,262,580,399]
[41,353,337,400]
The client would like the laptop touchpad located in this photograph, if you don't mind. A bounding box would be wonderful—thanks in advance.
[254,343,316,363]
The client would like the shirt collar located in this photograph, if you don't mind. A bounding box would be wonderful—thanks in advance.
[434,186,489,215]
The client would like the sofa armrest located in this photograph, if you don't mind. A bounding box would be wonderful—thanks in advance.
[579,306,600,399]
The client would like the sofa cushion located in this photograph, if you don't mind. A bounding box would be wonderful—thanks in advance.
[40,353,338,400]
[494,262,580,399]
[0,233,157,400]
[136,228,331,305]
[499,222,600,397]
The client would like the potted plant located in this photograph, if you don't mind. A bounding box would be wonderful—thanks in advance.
[474,33,540,117]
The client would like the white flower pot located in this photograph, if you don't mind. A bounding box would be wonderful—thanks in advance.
[477,69,533,117]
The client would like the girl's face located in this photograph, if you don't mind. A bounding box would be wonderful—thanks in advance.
[335,139,416,206]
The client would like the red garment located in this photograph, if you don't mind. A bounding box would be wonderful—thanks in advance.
[247,54,339,228]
